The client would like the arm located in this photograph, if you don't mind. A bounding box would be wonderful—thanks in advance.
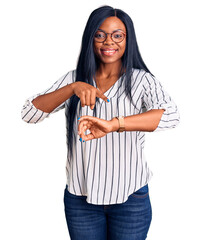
[32,83,74,113]
[110,109,165,132]
[110,72,180,132]
[21,70,75,124]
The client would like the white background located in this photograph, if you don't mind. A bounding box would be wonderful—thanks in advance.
[1,0,200,239]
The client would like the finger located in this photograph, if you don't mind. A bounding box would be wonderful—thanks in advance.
[82,132,95,141]
[85,89,91,107]
[79,92,86,107]
[97,89,110,103]
[78,120,93,138]
[79,125,89,140]
[90,90,96,110]
[78,115,98,124]
[78,119,89,136]
[80,123,91,135]
[79,124,94,141]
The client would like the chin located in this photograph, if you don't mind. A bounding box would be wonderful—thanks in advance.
[99,56,120,64]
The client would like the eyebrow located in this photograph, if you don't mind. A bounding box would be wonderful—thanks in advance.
[97,28,124,32]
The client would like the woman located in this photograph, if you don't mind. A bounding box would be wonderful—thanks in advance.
[21,5,180,240]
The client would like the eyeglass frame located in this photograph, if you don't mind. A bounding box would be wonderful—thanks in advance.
[94,29,126,43]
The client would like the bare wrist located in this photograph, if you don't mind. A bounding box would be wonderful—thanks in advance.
[70,82,77,94]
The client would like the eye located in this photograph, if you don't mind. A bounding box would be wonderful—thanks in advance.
[113,32,124,39]
[94,31,106,39]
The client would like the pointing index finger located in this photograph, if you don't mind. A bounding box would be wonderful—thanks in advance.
[97,89,110,103]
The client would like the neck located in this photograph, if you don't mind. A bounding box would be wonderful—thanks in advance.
[96,60,124,79]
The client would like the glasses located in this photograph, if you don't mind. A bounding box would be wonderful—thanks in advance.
[94,29,126,43]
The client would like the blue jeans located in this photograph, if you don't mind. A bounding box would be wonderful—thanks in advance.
[63,184,152,240]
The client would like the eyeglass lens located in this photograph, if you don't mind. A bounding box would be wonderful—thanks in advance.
[94,31,125,43]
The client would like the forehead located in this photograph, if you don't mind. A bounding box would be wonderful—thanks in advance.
[98,17,126,32]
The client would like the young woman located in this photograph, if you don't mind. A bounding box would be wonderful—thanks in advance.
[21,5,180,240]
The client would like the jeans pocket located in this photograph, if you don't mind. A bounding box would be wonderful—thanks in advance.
[130,184,149,199]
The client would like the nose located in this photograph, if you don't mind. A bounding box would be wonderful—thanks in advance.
[104,34,114,44]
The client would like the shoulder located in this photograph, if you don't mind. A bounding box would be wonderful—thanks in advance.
[131,68,148,78]
[66,69,76,77]
[130,68,148,84]
[63,69,76,82]
[53,69,76,86]
[131,68,157,84]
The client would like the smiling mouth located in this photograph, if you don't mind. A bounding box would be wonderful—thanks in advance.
[100,49,118,56]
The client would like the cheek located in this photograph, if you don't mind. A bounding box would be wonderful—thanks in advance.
[119,44,126,56]
[93,44,100,55]
[122,42,126,50]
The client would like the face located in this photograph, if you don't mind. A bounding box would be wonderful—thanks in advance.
[93,16,126,64]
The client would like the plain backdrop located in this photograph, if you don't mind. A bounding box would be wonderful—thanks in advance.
[1,0,200,239]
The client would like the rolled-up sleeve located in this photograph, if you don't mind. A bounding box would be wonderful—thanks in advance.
[142,72,180,132]
[21,70,74,124]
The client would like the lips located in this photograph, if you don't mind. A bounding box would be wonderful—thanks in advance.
[101,48,118,51]
[100,48,118,56]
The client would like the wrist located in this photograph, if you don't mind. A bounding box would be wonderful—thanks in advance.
[109,117,119,132]
[70,82,77,94]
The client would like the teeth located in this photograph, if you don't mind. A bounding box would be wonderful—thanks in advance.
[102,50,116,52]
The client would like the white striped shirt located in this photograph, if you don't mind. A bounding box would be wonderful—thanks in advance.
[21,68,180,205]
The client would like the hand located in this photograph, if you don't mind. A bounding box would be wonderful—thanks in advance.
[77,115,113,141]
[71,82,109,110]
